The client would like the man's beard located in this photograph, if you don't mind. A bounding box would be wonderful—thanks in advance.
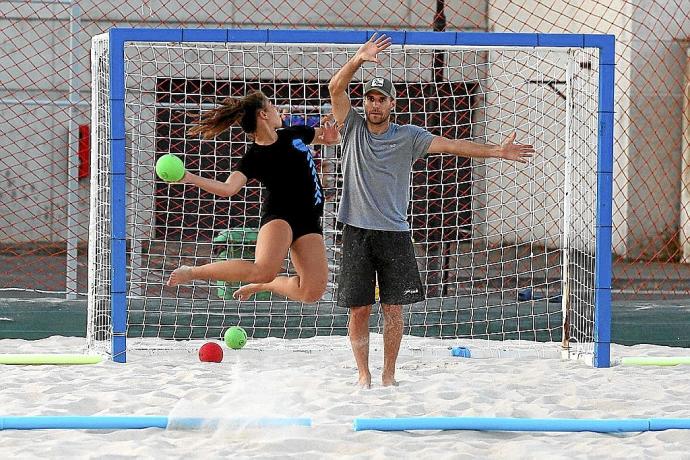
[366,112,389,125]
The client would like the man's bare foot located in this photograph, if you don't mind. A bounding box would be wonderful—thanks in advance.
[382,373,398,387]
[357,372,372,389]
[167,265,194,286]
[232,283,264,301]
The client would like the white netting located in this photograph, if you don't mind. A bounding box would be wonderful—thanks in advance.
[88,34,112,349]
[89,37,599,363]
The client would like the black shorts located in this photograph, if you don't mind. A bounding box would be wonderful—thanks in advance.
[262,207,323,243]
[337,224,425,307]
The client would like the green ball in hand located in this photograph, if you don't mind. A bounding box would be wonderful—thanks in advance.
[155,154,185,182]
[224,326,247,350]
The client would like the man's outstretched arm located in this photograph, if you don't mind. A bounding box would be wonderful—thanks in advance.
[427,132,535,163]
[328,33,392,126]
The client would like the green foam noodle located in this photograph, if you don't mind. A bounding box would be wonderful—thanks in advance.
[0,354,102,365]
[620,356,690,366]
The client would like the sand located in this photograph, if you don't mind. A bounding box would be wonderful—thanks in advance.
[2,335,690,459]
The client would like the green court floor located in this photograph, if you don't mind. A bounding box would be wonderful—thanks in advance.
[1,297,688,347]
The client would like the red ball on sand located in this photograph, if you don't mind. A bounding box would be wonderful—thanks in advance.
[198,342,223,363]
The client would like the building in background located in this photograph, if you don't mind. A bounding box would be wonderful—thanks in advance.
[1,0,690,296]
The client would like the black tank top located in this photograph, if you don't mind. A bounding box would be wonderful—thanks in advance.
[237,126,323,218]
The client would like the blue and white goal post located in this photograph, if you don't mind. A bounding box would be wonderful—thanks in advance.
[89,28,614,366]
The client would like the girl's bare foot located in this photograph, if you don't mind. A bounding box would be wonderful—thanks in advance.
[232,283,264,301]
[167,265,194,286]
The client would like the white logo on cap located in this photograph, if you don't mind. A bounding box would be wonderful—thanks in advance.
[371,78,385,87]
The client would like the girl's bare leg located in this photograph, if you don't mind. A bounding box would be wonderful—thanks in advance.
[233,233,328,303]
[167,220,292,286]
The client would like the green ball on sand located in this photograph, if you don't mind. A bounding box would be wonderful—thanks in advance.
[224,326,247,350]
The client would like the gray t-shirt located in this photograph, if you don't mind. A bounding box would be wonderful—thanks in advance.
[338,108,435,231]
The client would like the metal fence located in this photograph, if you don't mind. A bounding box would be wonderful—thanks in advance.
[1,0,690,299]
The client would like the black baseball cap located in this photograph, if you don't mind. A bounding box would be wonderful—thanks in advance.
[363,77,396,99]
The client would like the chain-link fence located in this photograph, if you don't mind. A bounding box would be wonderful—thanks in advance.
[2,0,690,299]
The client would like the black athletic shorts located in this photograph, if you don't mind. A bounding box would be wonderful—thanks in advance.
[262,206,323,243]
[337,224,425,307]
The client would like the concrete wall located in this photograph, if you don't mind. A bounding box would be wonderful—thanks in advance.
[0,1,485,245]
[1,6,90,244]
[487,0,690,259]
[3,0,688,262]
[625,0,690,259]
[680,41,690,262]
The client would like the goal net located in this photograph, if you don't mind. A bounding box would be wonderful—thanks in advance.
[89,29,613,366]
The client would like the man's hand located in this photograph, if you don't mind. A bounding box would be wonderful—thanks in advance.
[498,132,535,163]
[328,33,392,126]
[354,33,392,64]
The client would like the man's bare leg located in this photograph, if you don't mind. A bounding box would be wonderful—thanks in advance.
[348,305,372,388]
[381,304,403,387]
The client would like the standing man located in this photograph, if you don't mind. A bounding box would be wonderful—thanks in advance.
[328,33,535,388]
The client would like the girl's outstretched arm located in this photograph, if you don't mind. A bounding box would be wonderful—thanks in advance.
[179,170,247,197]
